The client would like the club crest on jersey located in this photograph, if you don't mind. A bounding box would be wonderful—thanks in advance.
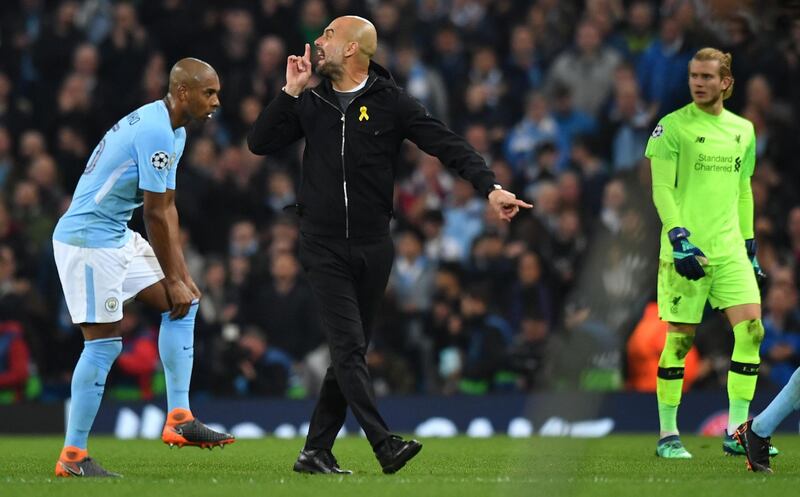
[151,151,170,170]
[105,297,119,313]
[651,124,663,138]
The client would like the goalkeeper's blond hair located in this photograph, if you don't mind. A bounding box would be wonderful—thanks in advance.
[691,47,734,100]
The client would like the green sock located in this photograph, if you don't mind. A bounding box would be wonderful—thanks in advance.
[658,403,679,435]
[728,319,764,434]
[728,398,750,433]
[657,332,694,436]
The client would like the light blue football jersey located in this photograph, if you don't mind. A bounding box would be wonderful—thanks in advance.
[53,100,186,248]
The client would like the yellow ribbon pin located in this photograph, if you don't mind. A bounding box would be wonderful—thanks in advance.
[359,106,369,121]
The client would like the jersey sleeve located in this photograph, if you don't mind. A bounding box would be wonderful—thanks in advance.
[134,124,175,193]
[644,116,679,160]
[742,123,756,178]
[646,116,682,230]
[166,129,186,190]
[651,157,681,231]
[738,123,757,239]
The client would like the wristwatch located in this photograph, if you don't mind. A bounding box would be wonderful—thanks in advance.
[486,183,503,198]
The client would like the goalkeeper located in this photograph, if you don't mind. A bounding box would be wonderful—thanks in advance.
[644,47,774,459]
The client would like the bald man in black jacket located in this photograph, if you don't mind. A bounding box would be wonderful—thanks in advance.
[248,15,531,475]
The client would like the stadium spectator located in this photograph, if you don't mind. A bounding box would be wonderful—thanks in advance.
[546,20,621,117]
[430,23,469,106]
[637,16,692,118]
[523,2,574,66]
[33,0,84,114]
[218,326,291,397]
[504,24,544,98]
[441,283,509,395]
[387,229,437,392]
[442,179,486,263]
[723,13,787,113]
[506,251,552,332]
[0,320,31,403]
[242,251,323,364]
[598,78,651,172]
[393,42,449,124]
[396,153,453,225]
[0,72,32,138]
[785,207,800,279]
[620,1,656,64]
[99,0,152,115]
[570,137,609,216]
[503,91,560,177]
[18,129,48,168]
[248,35,287,108]
[551,85,597,170]
[783,17,800,121]
[0,127,15,190]
[419,209,460,264]
[507,312,550,391]
[389,229,436,316]
[196,258,236,333]
[761,269,800,388]
[106,306,159,401]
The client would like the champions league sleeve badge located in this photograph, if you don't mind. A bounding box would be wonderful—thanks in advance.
[151,151,171,170]
[651,124,664,138]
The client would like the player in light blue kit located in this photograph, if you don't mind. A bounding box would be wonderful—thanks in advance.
[52,58,234,478]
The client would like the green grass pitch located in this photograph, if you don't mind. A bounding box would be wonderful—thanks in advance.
[3,435,800,496]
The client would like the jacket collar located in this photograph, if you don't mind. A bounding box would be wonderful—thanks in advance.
[314,61,396,99]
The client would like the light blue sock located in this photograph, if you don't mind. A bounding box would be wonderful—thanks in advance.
[64,338,122,449]
[159,302,198,412]
[752,367,800,437]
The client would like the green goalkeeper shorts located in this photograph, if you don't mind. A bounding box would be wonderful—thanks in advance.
[657,253,761,324]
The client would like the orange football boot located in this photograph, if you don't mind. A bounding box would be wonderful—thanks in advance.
[55,446,120,477]
[161,408,235,449]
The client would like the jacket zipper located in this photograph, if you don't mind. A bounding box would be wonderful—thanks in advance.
[340,114,348,238]
[312,79,378,239]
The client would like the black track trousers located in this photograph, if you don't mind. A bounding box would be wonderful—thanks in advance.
[298,232,394,450]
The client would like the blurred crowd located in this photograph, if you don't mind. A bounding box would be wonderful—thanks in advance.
[2,0,800,403]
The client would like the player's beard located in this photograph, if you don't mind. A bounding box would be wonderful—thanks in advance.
[316,59,344,81]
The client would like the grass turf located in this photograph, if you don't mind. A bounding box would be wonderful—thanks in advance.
[2,435,800,497]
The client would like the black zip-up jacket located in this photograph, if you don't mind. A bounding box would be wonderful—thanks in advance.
[247,62,497,238]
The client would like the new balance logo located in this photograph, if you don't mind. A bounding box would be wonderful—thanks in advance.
[695,136,705,143]
[183,345,193,350]
[735,134,741,144]
[94,382,105,387]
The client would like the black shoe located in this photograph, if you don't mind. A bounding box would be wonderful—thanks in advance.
[293,448,353,474]
[734,419,773,473]
[375,435,422,474]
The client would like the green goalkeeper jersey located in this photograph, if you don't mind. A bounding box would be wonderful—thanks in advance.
[645,102,756,264]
